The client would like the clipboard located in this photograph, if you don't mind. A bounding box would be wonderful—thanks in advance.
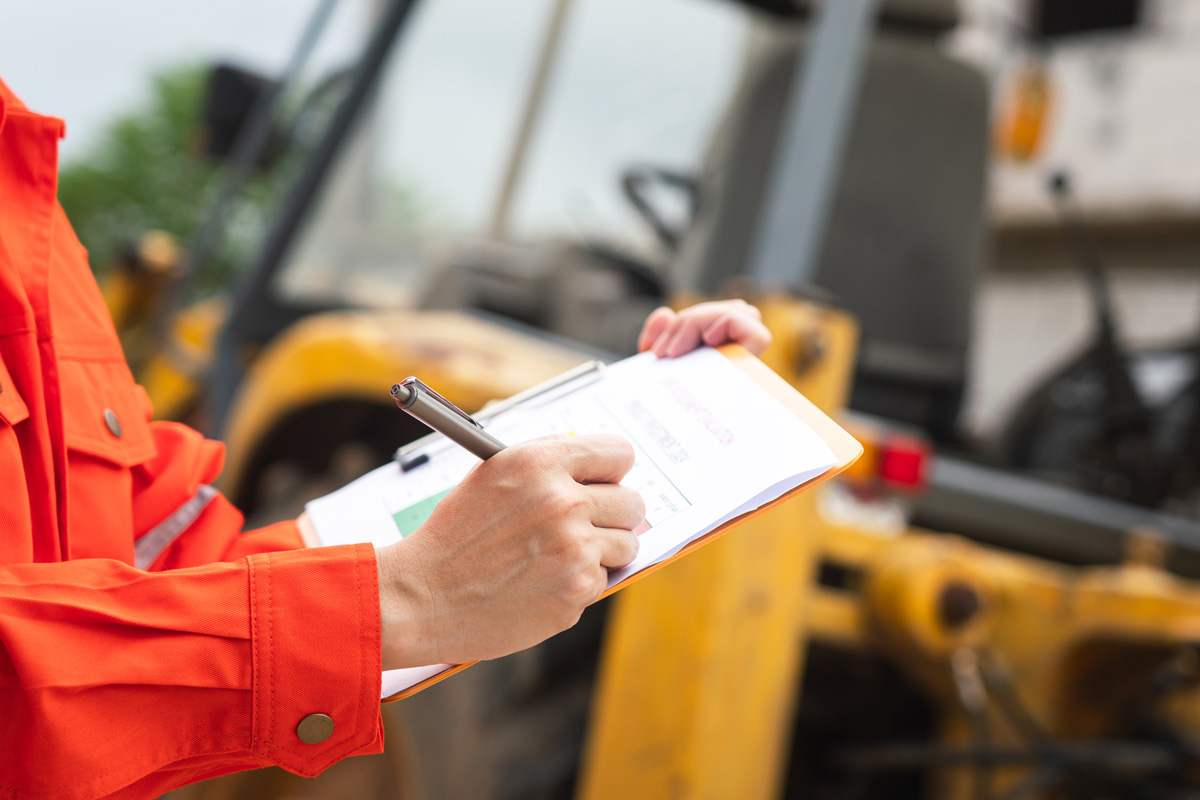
[381,344,861,702]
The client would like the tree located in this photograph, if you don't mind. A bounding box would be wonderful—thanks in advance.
[57,65,288,295]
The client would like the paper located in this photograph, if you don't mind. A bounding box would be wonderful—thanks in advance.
[306,348,837,698]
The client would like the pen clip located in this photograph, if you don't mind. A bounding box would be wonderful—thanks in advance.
[393,360,606,463]
[401,377,485,429]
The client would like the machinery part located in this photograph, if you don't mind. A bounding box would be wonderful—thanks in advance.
[837,740,1175,772]
[748,0,880,290]
[487,0,574,240]
[993,171,1173,512]
[864,542,996,659]
[940,583,983,629]
[859,532,1200,798]
[913,454,1200,578]
[620,166,700,252]
[995,341,1196,512]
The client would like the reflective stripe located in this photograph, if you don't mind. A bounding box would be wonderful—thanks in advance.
[134,485,218,570]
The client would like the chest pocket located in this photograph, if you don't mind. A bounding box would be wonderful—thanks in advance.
[58,356,157,561]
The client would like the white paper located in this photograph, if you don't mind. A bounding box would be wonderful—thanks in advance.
[306,348,837,698]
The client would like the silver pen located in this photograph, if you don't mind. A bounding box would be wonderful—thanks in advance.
[390,377,507,461]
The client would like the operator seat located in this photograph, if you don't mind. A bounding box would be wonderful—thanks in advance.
[674,0,988,443]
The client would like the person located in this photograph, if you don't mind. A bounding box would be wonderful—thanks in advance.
[0,75,771,799]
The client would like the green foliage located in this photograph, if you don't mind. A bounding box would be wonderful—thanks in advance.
[57,65,288,294]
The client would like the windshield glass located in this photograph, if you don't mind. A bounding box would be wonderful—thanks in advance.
[275,0,750,308]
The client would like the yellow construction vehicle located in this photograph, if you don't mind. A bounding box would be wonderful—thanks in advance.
[104,0,1200,797]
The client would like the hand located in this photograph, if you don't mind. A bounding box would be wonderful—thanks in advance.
[375,434,645,669]
[638,299,771,358]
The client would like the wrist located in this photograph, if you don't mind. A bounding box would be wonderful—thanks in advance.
[376,541,440,670]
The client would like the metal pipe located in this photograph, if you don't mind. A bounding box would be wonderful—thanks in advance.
[487,0,576,240]
[181,0,340,307]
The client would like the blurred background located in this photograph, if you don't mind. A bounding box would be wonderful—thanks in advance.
[11,0,1200,798]
[7,0,1200,479]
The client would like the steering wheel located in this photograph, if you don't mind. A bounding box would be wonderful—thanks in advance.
[620,165,700,253]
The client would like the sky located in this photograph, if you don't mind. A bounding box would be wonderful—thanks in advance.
[0,0,366,162]
[0,0,747,251]
[10,0,1200,233]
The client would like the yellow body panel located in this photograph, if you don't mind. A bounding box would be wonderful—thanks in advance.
[138,297,224,420]
[579,295,860,800]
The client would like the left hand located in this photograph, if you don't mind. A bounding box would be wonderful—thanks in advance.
[637,299,771,358]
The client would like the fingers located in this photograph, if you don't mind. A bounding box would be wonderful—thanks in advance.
[701,309,772,356]
[559,433,636,485]
[642,300,769,358]
[660,314,708,359]
[586,483,646,530]
[638,306,676,352]
[595,528,640,569]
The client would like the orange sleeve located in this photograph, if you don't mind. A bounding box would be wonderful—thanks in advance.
[0,545,383,799]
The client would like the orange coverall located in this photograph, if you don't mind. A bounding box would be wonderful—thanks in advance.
[0,80,383,797]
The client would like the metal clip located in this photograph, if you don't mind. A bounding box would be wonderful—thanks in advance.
[400,377,485,428]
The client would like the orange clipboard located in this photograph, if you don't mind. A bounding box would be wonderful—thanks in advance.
[383,344,862,702]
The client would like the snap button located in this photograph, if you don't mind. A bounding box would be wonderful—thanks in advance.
[103,409,122,439]
[296,713,334,745]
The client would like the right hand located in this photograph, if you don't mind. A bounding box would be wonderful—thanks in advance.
[375,434,645,669]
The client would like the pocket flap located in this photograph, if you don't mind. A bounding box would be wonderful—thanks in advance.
[59,358,156,466]
[0,356,29,426]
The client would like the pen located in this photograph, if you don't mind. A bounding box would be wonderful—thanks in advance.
[390,377,507,461]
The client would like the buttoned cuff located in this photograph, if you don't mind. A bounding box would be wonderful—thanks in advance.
[246,543,383,775]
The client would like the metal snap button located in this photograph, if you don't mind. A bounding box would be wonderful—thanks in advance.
[296,713,335,745]
[103,409,122,438]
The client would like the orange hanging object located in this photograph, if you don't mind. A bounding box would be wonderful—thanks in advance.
[997,58,1052,163]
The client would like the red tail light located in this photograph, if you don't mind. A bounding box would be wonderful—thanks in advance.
[841,421,931,495]
[878,436,929,490]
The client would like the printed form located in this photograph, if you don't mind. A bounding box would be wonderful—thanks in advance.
[306,347,838,698]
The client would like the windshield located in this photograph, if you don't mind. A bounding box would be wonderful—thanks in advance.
[275,0,750,308]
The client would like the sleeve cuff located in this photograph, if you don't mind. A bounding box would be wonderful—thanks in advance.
[246,543,383,775]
